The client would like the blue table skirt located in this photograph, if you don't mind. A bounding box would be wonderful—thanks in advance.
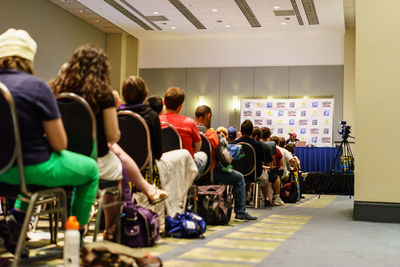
[295,147,341,173]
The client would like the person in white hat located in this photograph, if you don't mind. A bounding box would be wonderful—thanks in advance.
[0,28,100,256]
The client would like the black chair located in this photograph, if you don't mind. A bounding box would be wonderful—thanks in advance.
[57,93,121,242]
[160,122,182,153]
[232,142,262,208]
[0,82,68,266]
[117,110,153,183]
[197,133,214,184]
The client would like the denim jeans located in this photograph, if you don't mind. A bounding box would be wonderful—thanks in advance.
[194,151,208,178]
[213,168,246,214]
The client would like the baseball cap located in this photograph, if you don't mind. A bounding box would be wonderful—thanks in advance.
[227,126,237,140]
[0,28,37,62]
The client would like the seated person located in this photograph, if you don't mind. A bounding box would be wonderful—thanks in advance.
[195,105,257,220]
[285,143,301,172]
[216,127,228,139]
[51,44,167,240]
[0,29,99,253]
[278,137,299,179]
[119,76,162,160]
[195,105,211,134]
[145,95,163,115]
[252,126,262,141]
[160,87,207,175]
[227,126,237,142]
[231,120,269,188]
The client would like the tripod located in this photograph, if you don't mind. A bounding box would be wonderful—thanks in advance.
[318,137,354,198]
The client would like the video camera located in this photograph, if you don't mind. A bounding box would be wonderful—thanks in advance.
[338,120,351,140]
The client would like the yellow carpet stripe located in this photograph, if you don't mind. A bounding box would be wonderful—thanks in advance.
[165,260,253,267]
[297,195,337,208]
[180,247,269,263]
[205,238,280,251]
[250,223,303,230]
[269,214,311,220]
[239,226,297,235]
[258,218,308,224]
[225,231,290,241]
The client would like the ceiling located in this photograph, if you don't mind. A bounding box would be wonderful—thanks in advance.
[50,0,353,40]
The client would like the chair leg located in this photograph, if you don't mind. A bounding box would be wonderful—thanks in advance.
[254,183,259,209]
[193,186,198,214]
[93,191,105,242]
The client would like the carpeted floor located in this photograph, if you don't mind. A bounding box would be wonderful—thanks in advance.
[3,194,400,266]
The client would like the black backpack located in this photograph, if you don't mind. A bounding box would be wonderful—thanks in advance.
[216,135,233,166]
[280,180,298,203]
[197,185,233,225]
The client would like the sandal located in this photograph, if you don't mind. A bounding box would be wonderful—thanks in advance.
[147,187,169,205]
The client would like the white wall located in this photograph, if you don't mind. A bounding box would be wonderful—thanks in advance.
[140,31,345,68]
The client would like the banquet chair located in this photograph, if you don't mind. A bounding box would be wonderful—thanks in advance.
[0,82,68,266]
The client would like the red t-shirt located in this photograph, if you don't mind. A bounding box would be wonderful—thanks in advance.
[159,112,201,157]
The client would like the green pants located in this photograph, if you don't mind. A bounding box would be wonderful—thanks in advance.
[0,150,99,225]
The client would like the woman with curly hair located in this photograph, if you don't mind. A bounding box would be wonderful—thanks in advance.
[51,44,167,239]
[0,29,99,254]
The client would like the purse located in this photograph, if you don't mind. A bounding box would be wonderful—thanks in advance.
[120,166,160,247]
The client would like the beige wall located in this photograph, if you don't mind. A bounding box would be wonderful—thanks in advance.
[355,0,400,203]
[343,27,356,154]
[0,0,106,81]
[106,33,139,93]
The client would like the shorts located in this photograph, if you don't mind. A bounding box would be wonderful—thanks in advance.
[97,151,123,181]
[257,169,268,186]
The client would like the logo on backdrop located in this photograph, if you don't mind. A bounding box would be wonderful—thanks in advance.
[323,128,329,134]
[300,111,307,117]
[245,102,250,108]
[267,102,273,108]
[289,119,295,125]
[277,102,286,108]
[278,110,284,116]
[323,101,332,108]
[310,128,320,134]
[312,137,318,143]
[288,111,297,117]
[289,102,295,108]
[312,119,318,125]
[254,119,263,126]
[323,110,330,116]
[300,128,307,134]
[322,137,331,144]
[312,101,318,107]
[299,120,308,126]
[255,111,261,116]
[244,111,252,116]
[278,128,283,134]
[266,119,272,125]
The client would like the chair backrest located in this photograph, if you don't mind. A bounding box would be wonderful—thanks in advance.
[160,121,182,153]
[197,133,213,184]
[232,142,257,183]
[57,93,97,159]
[0,82,29,195]
[118,110,152,171]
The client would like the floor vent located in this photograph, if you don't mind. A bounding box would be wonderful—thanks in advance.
[234,0,261,27]
[168,0,206,29]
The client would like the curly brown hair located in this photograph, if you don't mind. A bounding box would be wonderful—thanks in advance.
[0,56,33,74]
[50,44,113,113]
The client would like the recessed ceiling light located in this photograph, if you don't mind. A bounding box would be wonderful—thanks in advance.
[153,11,159,15]
[95,19,101,23]
[79,10,85,13]
[212,8,218,12]
[225,24,231,28]
[281,22,287,25]
[171,26,177,29]
[274,5,280,9]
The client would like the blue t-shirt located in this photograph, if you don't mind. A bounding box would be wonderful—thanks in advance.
[0,69,60,165]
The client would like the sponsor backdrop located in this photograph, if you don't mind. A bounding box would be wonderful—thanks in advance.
[240,99,335,147]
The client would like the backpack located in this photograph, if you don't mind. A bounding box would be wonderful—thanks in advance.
[280,181,298,203]
[197,185,233,225]
[216,135,233,166]
[121,165,160,247]
[165,212,206,238]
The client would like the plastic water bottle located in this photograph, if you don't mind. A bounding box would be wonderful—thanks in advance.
[64,216,80,267]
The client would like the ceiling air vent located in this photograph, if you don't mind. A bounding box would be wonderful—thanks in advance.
[119,0,162,30]
[146,16,169,22]
[290,0,304,25]
[104,0,153,30]
[273,10,295,16]
[168,0,206,29]
[302,0,319,25]
[234,0,261,27]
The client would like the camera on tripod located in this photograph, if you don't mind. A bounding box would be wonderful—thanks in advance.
[338,120,351,140]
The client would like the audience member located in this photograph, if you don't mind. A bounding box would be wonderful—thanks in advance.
[160,87,207,175]
[252,126,261,140]
[216,127,228,139]
[285,143,301,171]
[227,126,237,142]
[278,137,299,179]
[195,105,211,134]
[265,136,285,206]
[51,44,167,240]
[144,95,163,115]
[0,29,99,254]
[119,76,162,160]
[195,106,257,220]
[112,90,122,107]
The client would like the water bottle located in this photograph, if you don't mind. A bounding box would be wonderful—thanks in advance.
[64,216,80,267]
